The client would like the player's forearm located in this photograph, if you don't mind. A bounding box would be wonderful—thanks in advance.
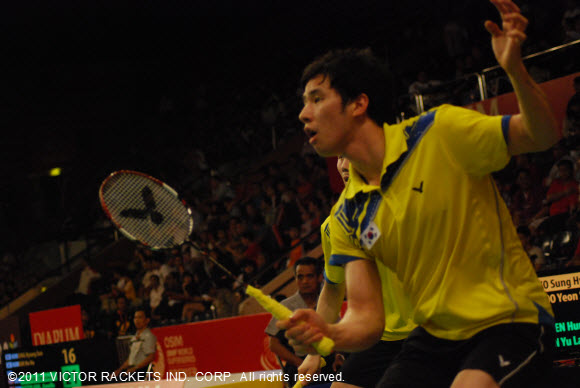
[326,306,383,352]
[316,283,345,323]
[508,63,560,154]
[324,259,384,352]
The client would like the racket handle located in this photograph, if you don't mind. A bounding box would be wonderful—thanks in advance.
[245,285,335,356]
[292,358,327,388]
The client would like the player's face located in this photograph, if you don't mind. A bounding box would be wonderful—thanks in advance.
[299,75,353,157]
[336,156,350,183]
[295,264,320,294]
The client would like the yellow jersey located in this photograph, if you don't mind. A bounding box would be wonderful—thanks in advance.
[329,104,554,341]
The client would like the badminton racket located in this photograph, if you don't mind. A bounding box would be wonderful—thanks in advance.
[99,170,334,356]
[292,357,327,388]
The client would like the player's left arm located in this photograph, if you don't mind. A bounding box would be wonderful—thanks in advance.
[485,0,560,155]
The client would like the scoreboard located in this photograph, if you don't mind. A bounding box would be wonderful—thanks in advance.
[3,339,118,388]
[538,268,580,362]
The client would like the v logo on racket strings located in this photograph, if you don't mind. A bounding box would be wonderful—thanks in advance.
[120,186,165,225]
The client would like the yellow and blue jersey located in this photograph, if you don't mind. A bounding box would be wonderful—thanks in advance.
[322,213,416,341]
[329,104,554,341]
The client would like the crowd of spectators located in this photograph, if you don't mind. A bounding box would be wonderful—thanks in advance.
[496,76,580,271]
[1,0,579,335]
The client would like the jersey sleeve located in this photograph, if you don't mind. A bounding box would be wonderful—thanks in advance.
[433,104,511,176]
[329,206,372,265]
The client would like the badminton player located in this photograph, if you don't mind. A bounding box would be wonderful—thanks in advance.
[298,156,415,387]
[278,0,559,387]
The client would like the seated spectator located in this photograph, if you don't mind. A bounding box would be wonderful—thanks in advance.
[75,259,101,297]
[286,226,304,269]
[566,213,580,268]
[141,256,163,290]
[240,231,262,265]
[509,168,546,227]
[181,272,213,322]
[160,253,179,283]
[532,159,579,235]
[159,271,186,321]
[107,295,135,338]
[145,274,164,322]
[111,269,137,306]
[544,141,577,187]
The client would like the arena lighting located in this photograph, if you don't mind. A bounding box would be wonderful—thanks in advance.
[49,167,62,177]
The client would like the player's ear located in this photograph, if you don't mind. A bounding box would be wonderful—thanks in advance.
[350,93,369,118]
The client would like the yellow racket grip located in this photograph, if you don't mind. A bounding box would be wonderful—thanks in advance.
[246,285,335,356]
[292,358,327,388]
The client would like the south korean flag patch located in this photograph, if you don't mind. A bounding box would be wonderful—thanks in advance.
[361,221,381,249]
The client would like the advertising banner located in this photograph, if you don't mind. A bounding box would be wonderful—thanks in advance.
[152,313,280,377]
[29,305,84,346]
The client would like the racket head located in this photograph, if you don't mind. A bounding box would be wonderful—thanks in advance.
[99,170,193,250]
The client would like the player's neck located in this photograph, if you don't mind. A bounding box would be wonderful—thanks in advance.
[345,122,385,186]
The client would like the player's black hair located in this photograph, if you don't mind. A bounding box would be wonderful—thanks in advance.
[301,48,395,125]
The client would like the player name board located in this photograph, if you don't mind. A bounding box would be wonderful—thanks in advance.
[3,339,117,388]
[538,269,580,360]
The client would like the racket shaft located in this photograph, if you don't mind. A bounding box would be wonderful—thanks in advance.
[292,358,327,388]
[245,286,334,356]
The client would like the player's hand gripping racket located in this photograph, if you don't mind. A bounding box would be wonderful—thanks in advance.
[99,170,334,356]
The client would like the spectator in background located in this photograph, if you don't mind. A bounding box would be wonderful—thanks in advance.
[114,308,157,376]
[562,0,580,42]
[160,253,179,283]
[517,226,547,271]
[265,257,327,387]
[81,308,98,339]
[240,231,262,265]
[286,226,304,269]
[563,77,580,141]
[533,159,579,235]
[75,259,101,297]
[111,269,137,306]
[160,271,186,321]
[108,295,135,338]
[141,257,164,290]
[408,70,443,111]
[181,272,212,322]
[544,140,576,187]
[206,249,239,318]
[566,213,580,267]
[145,274,164,322]
[509,168,546,227]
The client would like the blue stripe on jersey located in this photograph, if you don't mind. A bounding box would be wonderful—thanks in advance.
[501,115,512,145]
[335,192,371,248]
[359,191,382,247]
[381,110,435,192]
[329,254,365,265]
[323,269,339,285]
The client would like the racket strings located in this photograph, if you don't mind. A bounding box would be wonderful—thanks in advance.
[101,173,193,249]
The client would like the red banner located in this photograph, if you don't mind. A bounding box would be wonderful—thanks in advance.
[152,313,280,376]
[29,304,84,346]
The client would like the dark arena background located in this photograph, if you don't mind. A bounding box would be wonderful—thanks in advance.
[1,1,580,387]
